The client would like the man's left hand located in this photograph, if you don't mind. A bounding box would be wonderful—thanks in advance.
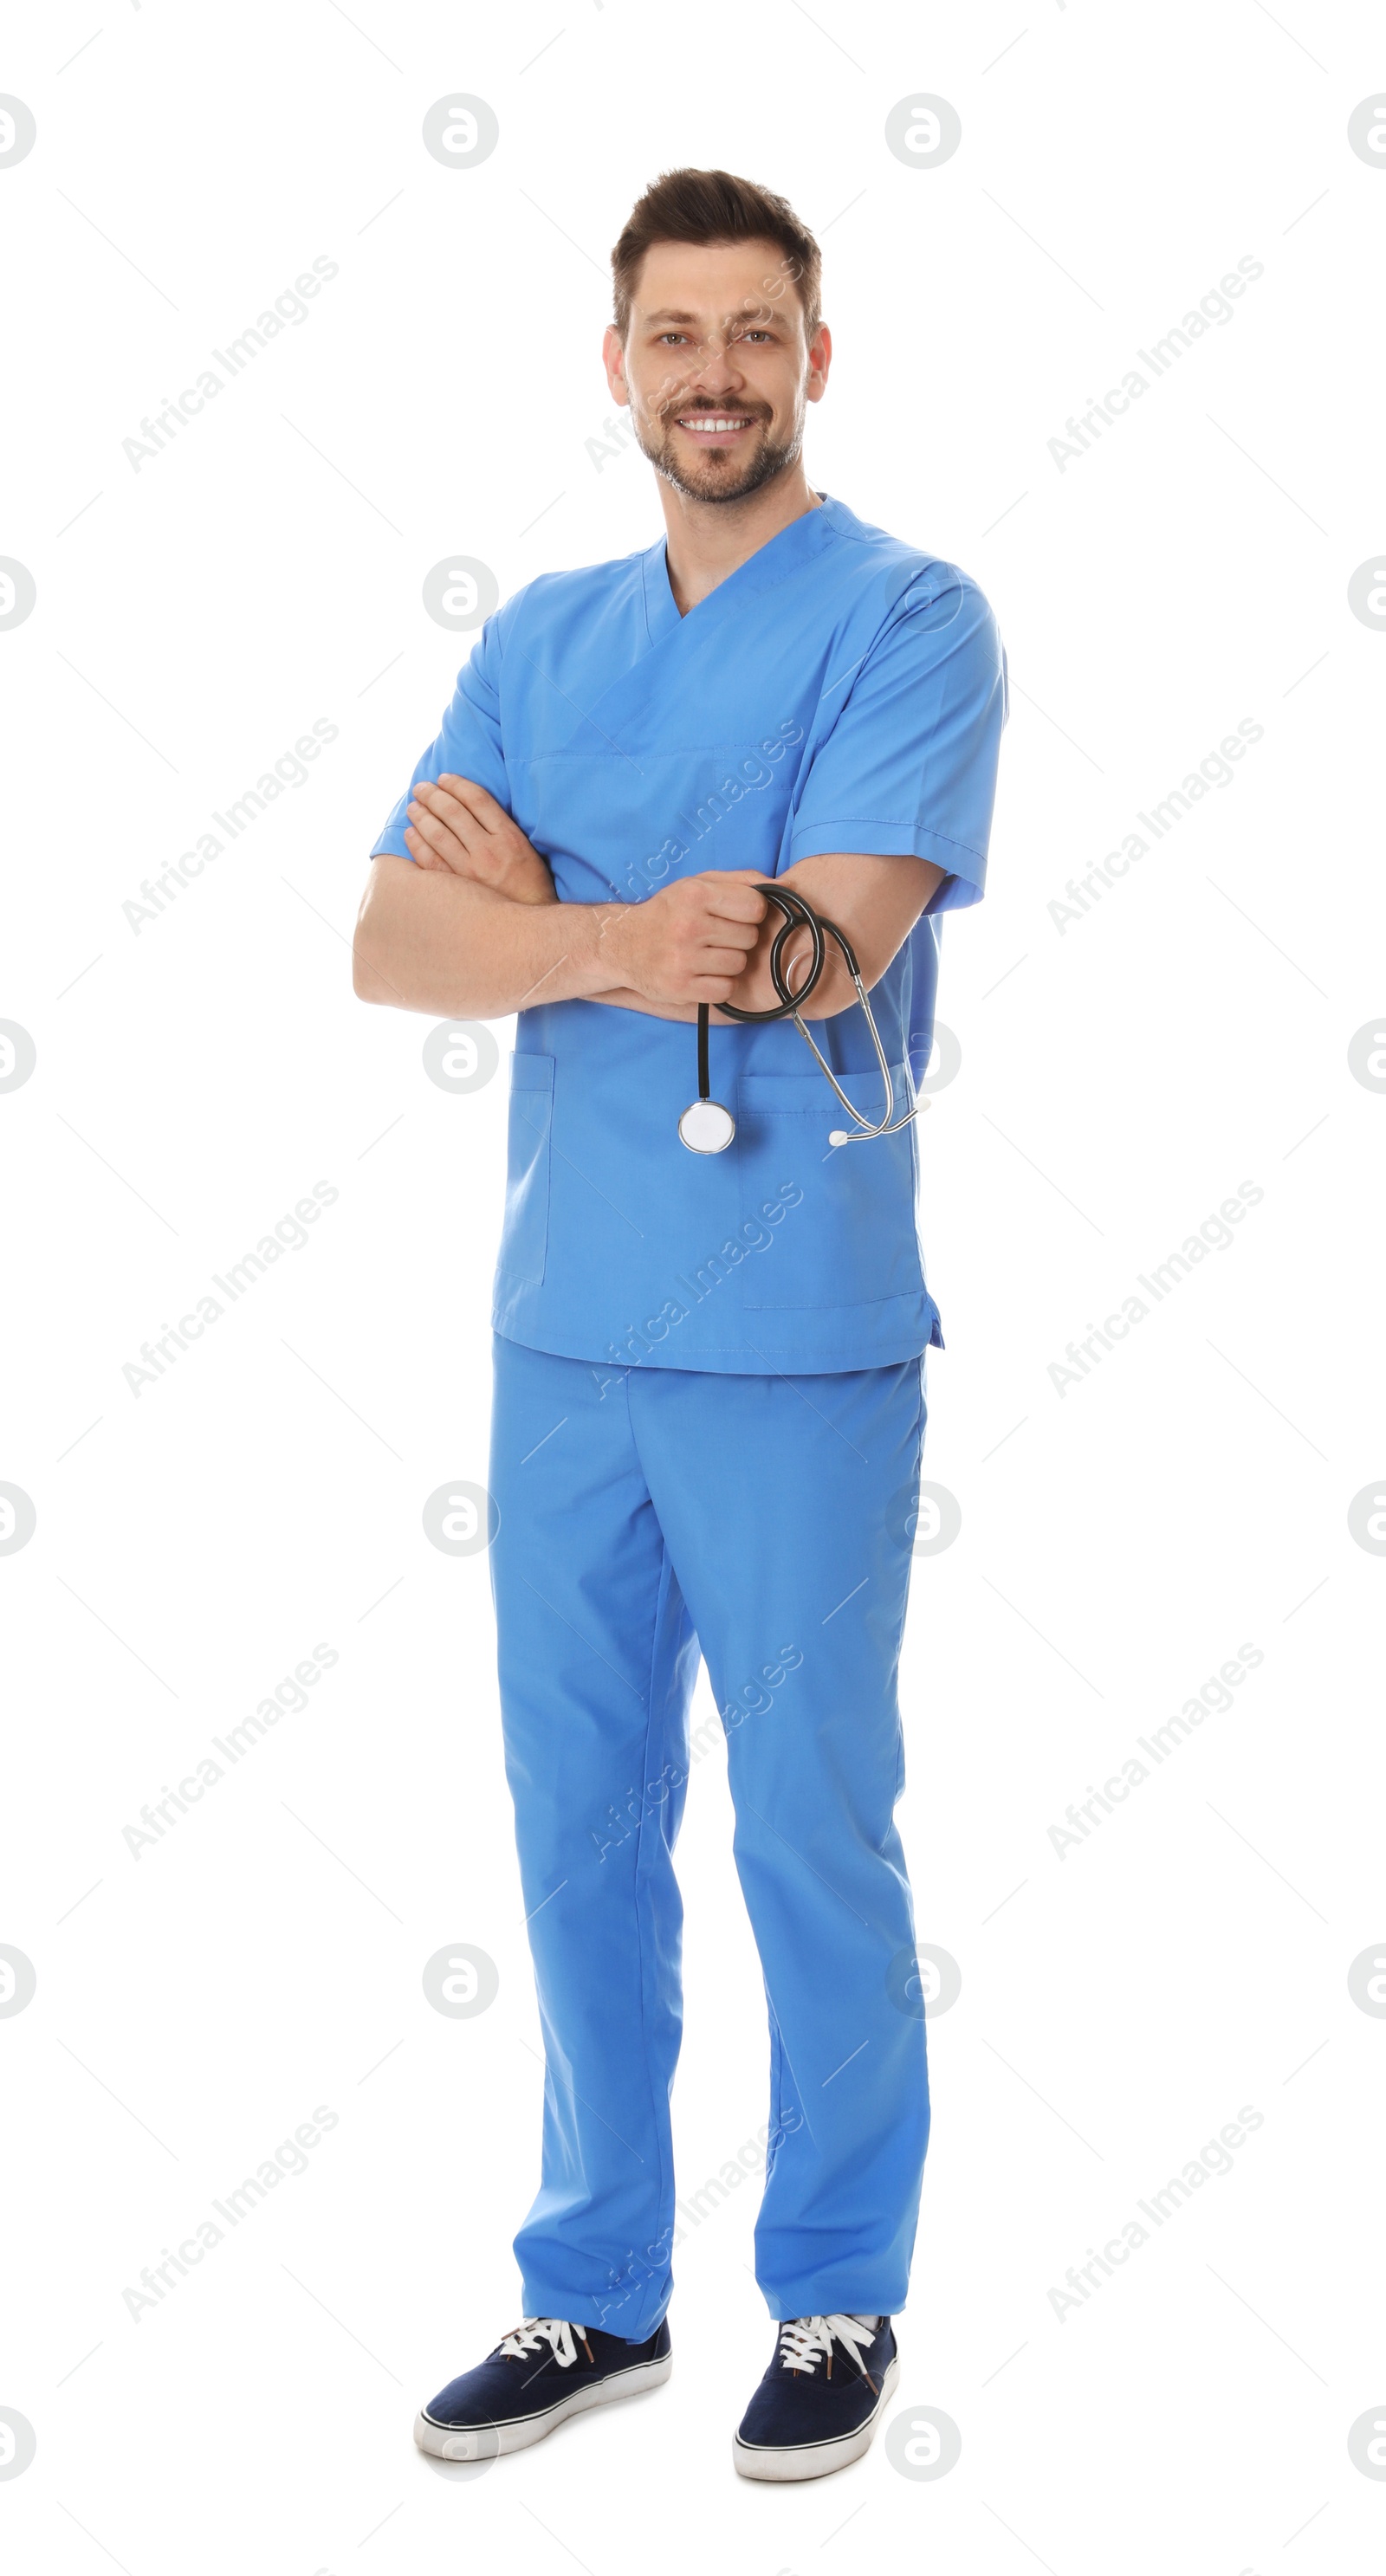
[405,775,558,906]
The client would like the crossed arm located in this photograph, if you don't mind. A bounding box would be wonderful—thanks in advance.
[352,774,944,1024]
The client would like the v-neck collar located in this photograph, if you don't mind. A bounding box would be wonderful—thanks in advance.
[640,491,848,644]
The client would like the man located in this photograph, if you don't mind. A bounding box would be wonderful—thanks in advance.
[354,166,1007,2482]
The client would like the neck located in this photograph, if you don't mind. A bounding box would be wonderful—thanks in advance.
[658,464,821,615]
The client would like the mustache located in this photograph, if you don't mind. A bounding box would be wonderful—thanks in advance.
[658,399,772,424]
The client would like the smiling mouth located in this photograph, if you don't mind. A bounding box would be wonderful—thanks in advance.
[674,413,758,437]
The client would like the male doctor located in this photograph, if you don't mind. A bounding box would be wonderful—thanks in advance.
[353,167,1007,2482]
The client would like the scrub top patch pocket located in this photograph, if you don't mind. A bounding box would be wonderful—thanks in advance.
[499,1052,554,1289]
[735,1068,925,1311]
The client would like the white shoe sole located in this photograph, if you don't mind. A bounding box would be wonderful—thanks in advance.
[414,2353,672,2461]
[732,2351,899,2482]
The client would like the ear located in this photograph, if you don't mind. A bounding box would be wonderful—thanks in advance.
[602,323,630,405]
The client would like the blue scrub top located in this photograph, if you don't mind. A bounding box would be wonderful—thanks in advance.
[372,493,1007,1377]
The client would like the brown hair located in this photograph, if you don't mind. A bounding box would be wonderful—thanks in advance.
[611,167,822,343]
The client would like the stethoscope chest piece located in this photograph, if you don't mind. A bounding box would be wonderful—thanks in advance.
[678,1096,735,1155]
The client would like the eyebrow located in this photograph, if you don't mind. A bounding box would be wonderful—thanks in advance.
[640,307,780,329]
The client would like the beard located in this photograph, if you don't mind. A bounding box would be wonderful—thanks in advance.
[631,404,806,506]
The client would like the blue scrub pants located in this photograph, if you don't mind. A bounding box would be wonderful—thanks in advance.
[488,1333,930,2337]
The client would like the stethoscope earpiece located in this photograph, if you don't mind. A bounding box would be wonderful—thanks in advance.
[677,883,927,1153]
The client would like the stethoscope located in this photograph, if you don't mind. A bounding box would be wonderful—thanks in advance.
[677,883,930,1155]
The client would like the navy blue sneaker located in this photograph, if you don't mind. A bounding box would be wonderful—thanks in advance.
[733,2314,898,2481]
[414,2315,672,2460]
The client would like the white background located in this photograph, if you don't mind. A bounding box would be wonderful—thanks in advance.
[3,2,1384,2569]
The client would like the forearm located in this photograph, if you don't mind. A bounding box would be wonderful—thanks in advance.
[353,856,629,1017]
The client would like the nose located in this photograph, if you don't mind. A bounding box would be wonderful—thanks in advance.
[682,335,748,399]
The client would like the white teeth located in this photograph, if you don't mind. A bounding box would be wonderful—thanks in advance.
[678,417,751,432]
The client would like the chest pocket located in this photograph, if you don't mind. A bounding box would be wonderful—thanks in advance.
[736,1068,925,1311]
[499,1053,554,1288]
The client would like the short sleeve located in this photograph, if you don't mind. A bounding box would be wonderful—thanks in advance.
[788,566,1008,913]
[370,610,509,860]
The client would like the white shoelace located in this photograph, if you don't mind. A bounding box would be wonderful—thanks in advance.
[777,2314,878,2381]
[497,2317,590,2369]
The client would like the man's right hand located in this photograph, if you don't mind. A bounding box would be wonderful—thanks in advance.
[598,871,768,1008]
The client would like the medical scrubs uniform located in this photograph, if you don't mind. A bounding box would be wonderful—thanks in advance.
[373,493,1007,2334]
